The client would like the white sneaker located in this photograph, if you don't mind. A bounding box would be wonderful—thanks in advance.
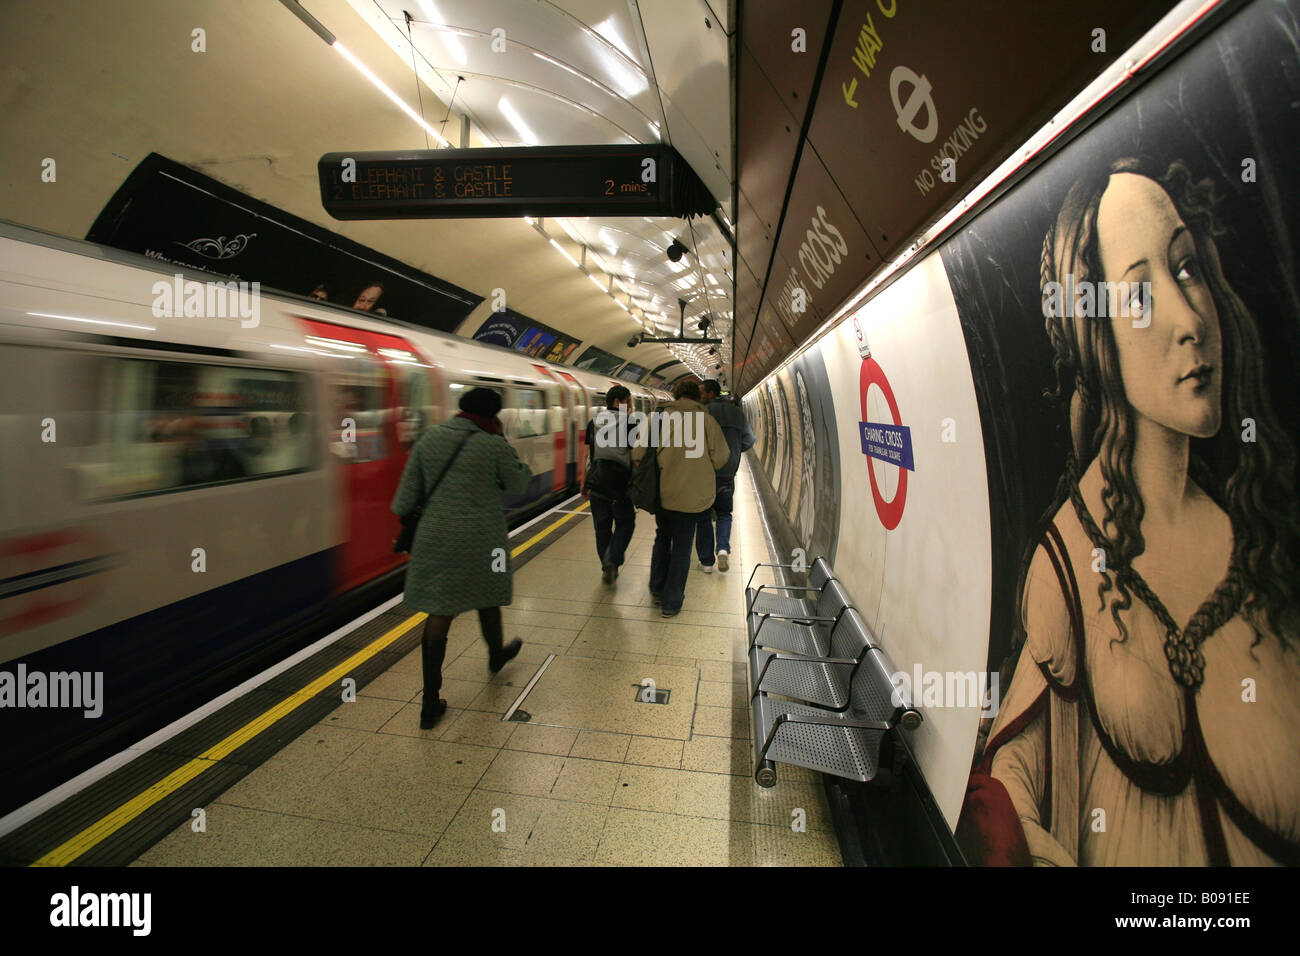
[717,550,729,572]
[698,561,714,573]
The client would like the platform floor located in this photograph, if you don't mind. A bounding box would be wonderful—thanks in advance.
[131,461,842,866]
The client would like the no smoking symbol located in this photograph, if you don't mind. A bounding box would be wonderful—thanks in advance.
[890,65,938,144]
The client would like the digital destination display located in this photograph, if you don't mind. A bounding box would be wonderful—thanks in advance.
[318,145,714,220]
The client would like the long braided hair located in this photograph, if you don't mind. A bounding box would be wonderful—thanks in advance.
[1037,156,1300,655]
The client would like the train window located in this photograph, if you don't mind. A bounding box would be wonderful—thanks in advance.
[80,357,311,499]
[327,354,388,462]
[447,381,504,421]
[395,365,432,449]
[505,387,548,439]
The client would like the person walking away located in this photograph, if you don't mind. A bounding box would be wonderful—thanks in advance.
[584,385,636,585]
[632,380,729,617]
[694,379,755,572]
[391,387,533,729]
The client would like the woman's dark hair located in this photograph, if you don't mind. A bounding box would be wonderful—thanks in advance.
[1040,155,1300,648]
[606,385,631,408]
[459,387,502,416]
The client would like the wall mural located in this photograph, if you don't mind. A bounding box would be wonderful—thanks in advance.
[744,349,842,567]
[742,0,1300,865]
[944,0,1300,866]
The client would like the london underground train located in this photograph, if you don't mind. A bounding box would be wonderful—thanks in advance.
[0,220,670,810]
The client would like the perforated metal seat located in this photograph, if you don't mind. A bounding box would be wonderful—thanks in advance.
[747,591,815,619]
[750,608,873,710]
[751,638,921,788]
[747,618,828,656]
[744,556,833,618]
[748,579,853,652]
[754,696,887,782]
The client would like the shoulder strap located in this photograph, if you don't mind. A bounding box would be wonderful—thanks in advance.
[422,428,474,509]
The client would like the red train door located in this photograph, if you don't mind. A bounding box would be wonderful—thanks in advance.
[530,365,566,492]
[296,317,426,593]
[555,370,587,488]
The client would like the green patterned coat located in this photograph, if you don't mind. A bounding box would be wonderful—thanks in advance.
[392,417,532,616]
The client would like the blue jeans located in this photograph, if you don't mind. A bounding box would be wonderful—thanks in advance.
[590,494,635,568]
[695,476,735,563]
[650,508,707,613]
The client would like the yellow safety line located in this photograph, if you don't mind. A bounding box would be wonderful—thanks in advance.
[31,500,589,866]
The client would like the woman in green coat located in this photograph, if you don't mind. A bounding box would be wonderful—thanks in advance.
[392,387,533,729]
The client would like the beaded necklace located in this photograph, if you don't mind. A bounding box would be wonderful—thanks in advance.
[1064,454,1244,690]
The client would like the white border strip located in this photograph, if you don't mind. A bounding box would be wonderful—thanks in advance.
[0,593,403,839]
[508,493,583,536]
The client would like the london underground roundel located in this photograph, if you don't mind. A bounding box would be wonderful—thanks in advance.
[858,357,913,530]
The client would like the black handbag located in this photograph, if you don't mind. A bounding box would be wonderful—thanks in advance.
[393,429,474,553]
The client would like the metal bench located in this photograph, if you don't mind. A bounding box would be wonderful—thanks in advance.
[743,560,922,788]
[747,578,855,656]
[744,555,833,619]
[749,606,876,711]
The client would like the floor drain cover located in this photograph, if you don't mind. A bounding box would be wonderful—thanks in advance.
[633,687,671,705]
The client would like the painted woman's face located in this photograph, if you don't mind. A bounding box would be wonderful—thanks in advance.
[1097,173,1222,439]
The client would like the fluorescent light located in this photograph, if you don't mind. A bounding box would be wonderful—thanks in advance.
[332,41,450,146]
[499,96,539,145]
[417,0,468,65]
[587,272,606,290]
[549,238,580,268]
[305,335,367,353]
[29,312,155,332]
[591,17,647,97]
[271,343,336,357]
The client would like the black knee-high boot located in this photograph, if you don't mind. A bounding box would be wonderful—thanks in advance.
[477,606,504,657]
[421,614,451,721]
[478,606,522,673]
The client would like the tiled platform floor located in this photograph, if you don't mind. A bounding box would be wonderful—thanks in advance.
[133,461,842,866]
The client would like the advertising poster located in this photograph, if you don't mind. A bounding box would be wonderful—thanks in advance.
[472,312,528,348]
[86,153,481,330]
[513,327,557,357]
[617,363,648,383]
[940,0,1300,865]
[574,346,625,375]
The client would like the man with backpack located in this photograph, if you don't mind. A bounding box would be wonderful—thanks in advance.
[630,380,729,617]
[583,385,636,585]
[694,379,755,572]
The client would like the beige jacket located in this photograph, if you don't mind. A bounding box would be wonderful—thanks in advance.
[632,398,730,513]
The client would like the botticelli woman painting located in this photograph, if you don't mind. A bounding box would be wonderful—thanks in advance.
[961,156,1300,865]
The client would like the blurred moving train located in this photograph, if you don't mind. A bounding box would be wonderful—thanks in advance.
[0,220,670,812]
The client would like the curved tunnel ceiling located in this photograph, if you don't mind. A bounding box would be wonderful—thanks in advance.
[0,0,737,384]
